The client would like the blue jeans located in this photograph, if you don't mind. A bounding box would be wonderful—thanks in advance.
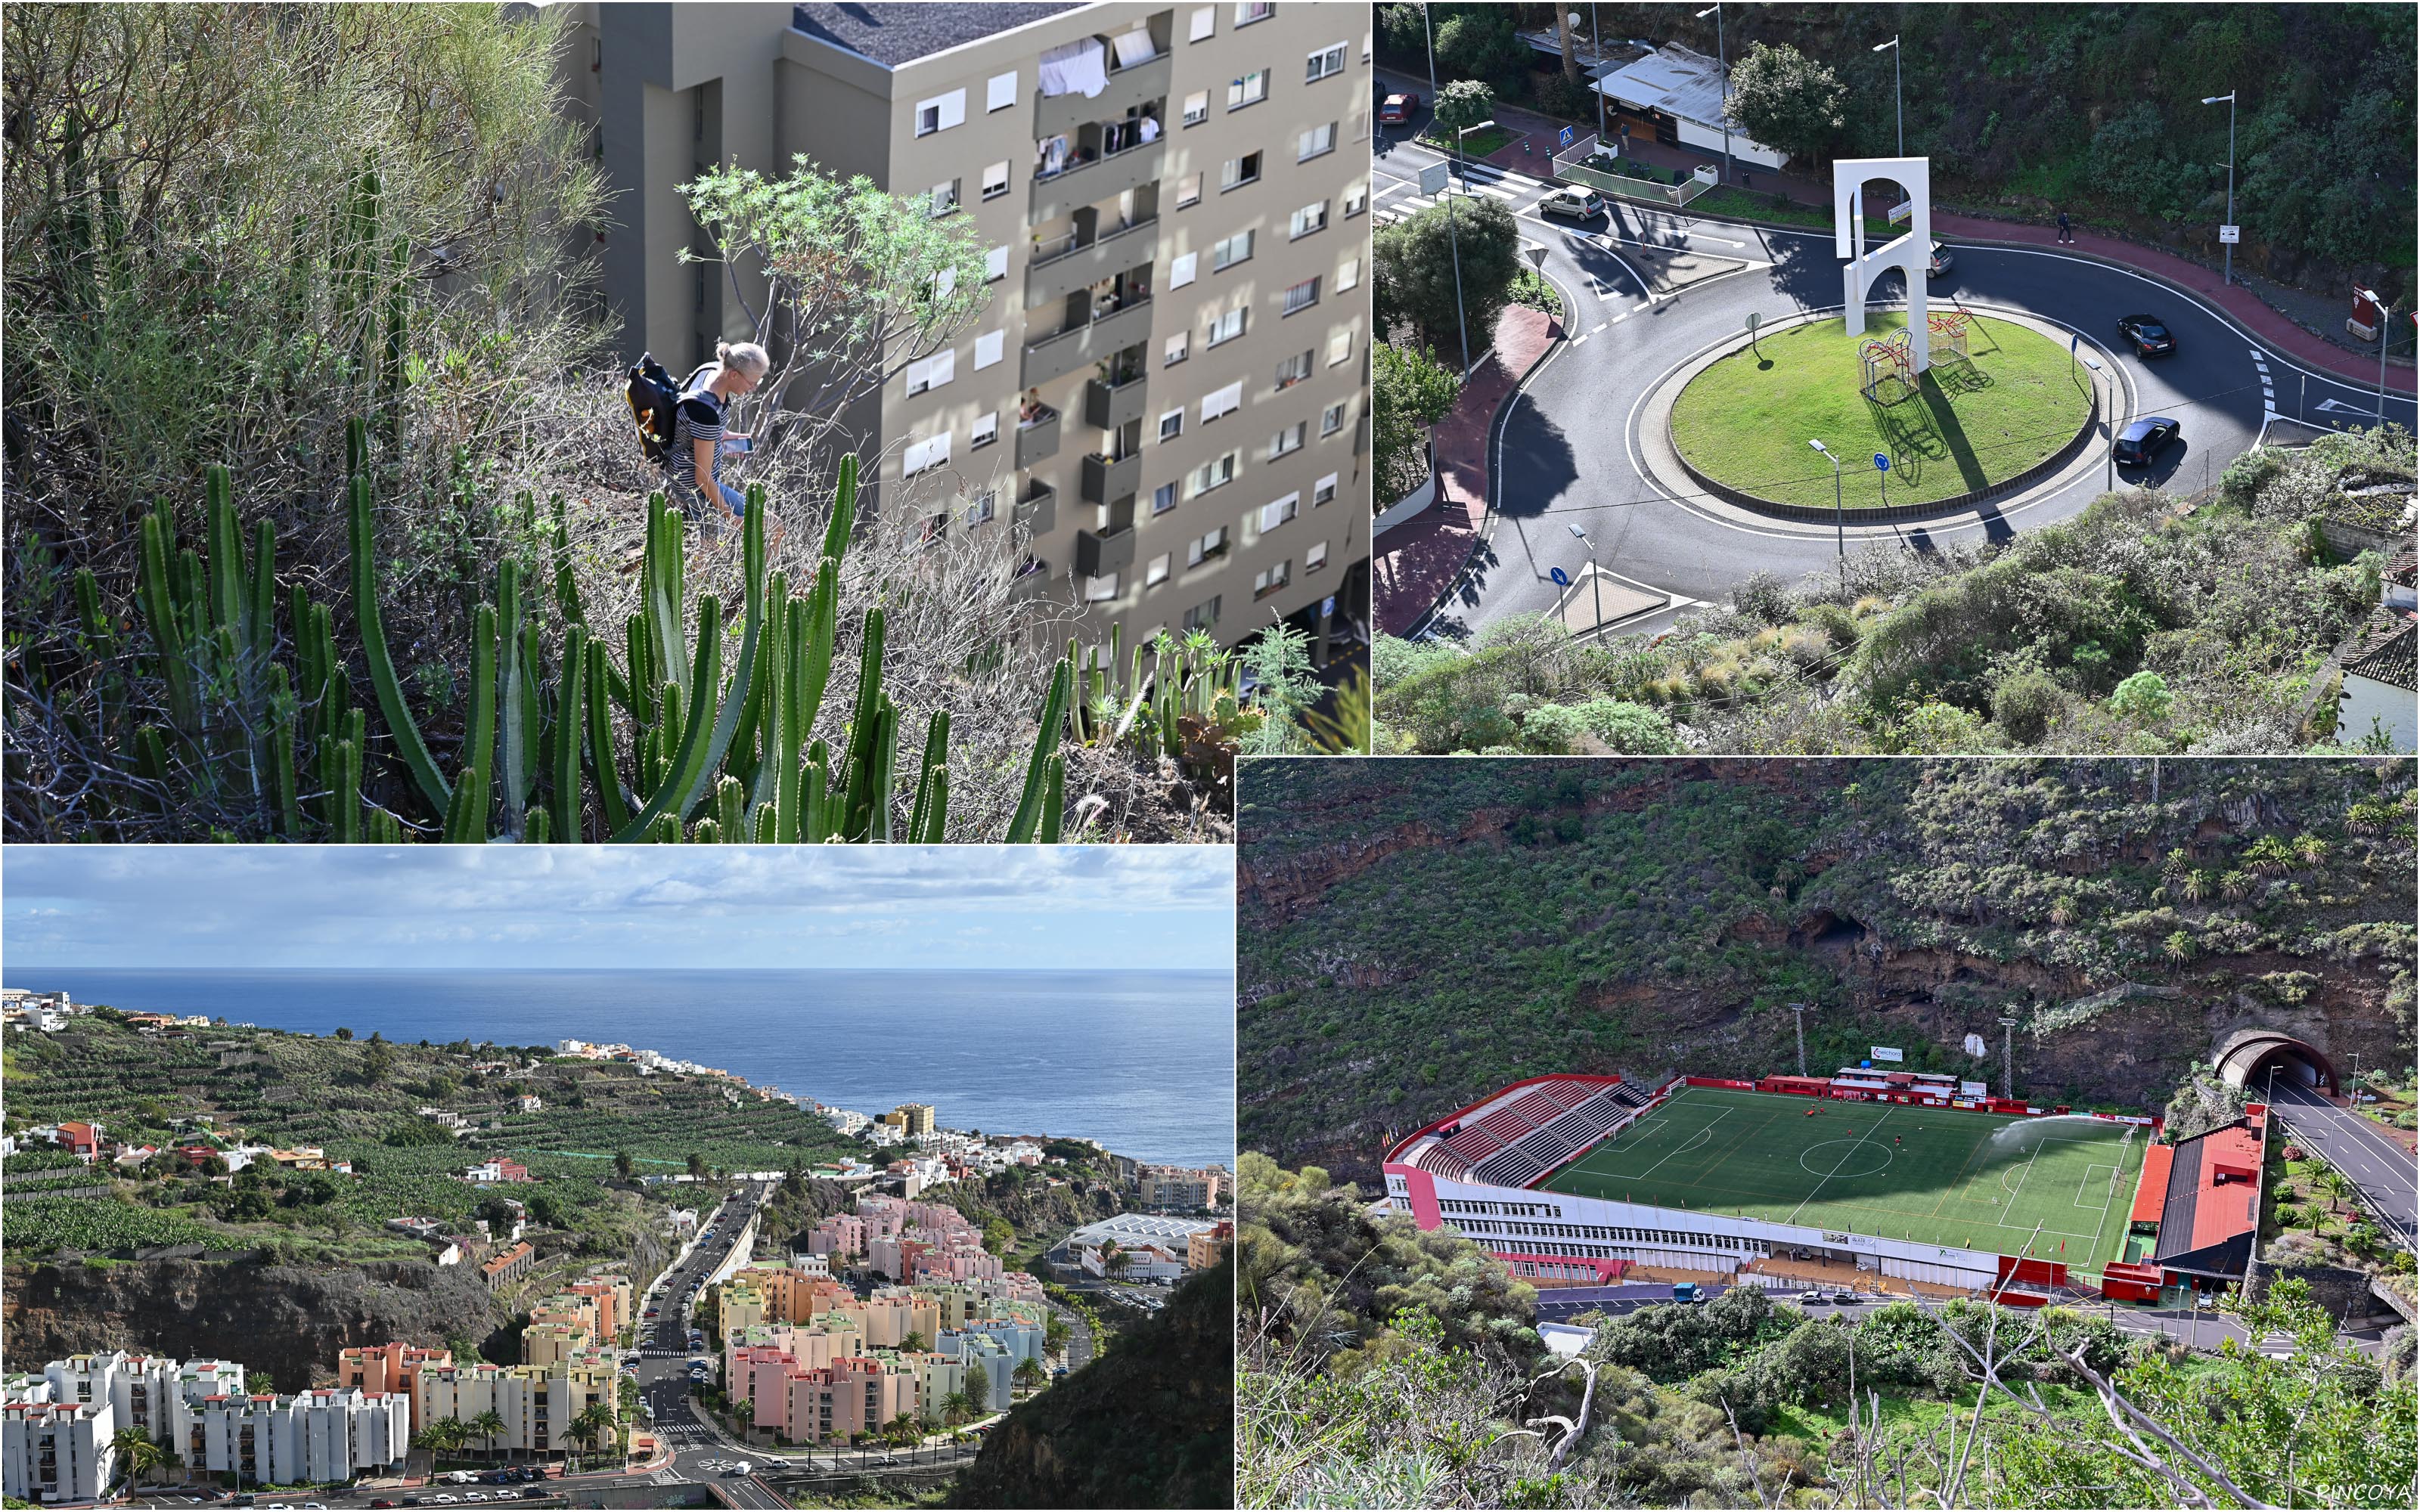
[669,472,746,534]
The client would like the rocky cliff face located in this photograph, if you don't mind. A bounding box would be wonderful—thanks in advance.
[4,1256,504,1392]
[949,1255,1231,1510]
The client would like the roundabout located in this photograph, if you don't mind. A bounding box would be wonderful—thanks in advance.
[1668,309,2096,517]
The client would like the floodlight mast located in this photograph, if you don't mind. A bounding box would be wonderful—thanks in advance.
[1998,1015,2020,1101]
[1788,1001,1811,1077]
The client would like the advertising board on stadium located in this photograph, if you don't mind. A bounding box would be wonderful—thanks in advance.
[1960,1080,1988,1097]
[1871,1046,1904,1062]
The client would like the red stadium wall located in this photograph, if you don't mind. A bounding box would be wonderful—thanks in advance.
[1686,1077,1758,1089]
[1996,1256,2068,1287]
[1492,1252,1630,1287]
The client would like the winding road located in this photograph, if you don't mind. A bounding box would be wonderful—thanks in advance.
[1373,126,2419,639]
[2265,1081,2420,1253]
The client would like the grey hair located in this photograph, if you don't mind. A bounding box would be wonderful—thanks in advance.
[716,340,771,379]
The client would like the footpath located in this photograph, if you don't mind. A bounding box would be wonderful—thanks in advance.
[1375,305,1558,637]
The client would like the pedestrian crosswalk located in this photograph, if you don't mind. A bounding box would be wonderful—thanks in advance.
[1373,160,1539,226]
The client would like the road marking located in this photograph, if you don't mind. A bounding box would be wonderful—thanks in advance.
[1591,322,1609,334]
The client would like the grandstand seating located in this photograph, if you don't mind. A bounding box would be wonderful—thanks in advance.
[1441,1124,1507,1164]
[1469,1084,1638,1188]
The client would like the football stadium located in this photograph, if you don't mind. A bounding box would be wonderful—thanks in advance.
[1384,1070,2266,1300]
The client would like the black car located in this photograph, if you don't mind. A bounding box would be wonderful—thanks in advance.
[2113,415,2182,467]
[2115,313,2176,357]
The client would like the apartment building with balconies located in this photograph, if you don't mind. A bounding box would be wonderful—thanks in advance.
[557,2,1370,666]
[412,1361,619,1460]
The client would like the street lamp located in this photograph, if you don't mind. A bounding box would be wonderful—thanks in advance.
[2353,285,2397,421]
[1873,35,1902,156]
[1567,522,1604,633]
[1591,3,1607,145]
[1696,5,1733,185]
[1423,4,1475,380]
[2203,92,2236,287]
[1808,439,1844,577]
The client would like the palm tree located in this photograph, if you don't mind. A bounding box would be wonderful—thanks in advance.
[613,1151,634,1180]
[883,1413,919,1447]
[469,1409,507,1463]
[1042,1318,1069,1357]
[940,1389,973,1428]
[2246,835,2294,875]
[2048,896,2075,927]
[2220,870,2251,901]
[2293,833,2326,867]
[111,1430,165,1493]
[900,1331,926,1354]
[2318,1170,2355,1221]
[570,1402,615,1464]
[2180,869,2209,903]
[2163,931,2193,962]
[1012,1359,1046,1396]
[1100,1245,1134,1281]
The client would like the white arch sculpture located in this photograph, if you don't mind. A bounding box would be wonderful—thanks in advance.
[1834,156,1931,373]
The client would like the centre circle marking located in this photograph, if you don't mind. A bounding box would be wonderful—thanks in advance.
[1801,1138,1894,1180]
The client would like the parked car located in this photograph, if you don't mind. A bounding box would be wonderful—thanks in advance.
[2112,415,2183,467]
[1830,1290,1863,1304]
[1925,240,1953,277]
[1538,187,1606,222]
[1378,92,1419,125]
[2115,313,2176,357]
[1799,1292,1830,1304]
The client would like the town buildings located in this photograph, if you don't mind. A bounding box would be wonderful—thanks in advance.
[1065,1212,1223,1278]
[554,1,1372,662]
[1133,1162,1227,1209]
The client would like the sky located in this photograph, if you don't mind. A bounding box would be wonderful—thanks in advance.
[1,847,1235,970]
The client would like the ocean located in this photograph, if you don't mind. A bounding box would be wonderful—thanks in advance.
[15,968,1234,1170]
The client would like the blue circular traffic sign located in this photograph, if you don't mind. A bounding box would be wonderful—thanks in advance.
[1550,566,1571,587]
[1873,452,1890,472]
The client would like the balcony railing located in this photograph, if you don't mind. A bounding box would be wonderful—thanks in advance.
[1081,450,1143,505]
[1026,217,1159,308]
[1021,295,1155,387]
[1084,374,1148,432]
[1015,482,1057,537]
[1031,138,1165,224]
[1015,405,1060,469]
[1075,525,1137,578]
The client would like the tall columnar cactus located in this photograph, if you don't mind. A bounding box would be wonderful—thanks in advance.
[81,432,1073,841]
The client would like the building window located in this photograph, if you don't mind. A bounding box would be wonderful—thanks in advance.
[1327,328,1354,365]
[1275,349,1311,389]
[1170,250,1199,289]
[928,179,960,217]
[1190,453,1238,497]
[915,90,966,135]
[986,71,1018,112]
[1188,525,1230,565]
[1314,472,1339,506]
[1212,230,1254,270]
[973,330,1004,369]
[1298,122,1337,161]
[1227,70,1267,110]
[1190,6,1215,42]
[1283,276,1321,314]
[1254,559,1291,597]
[1200,380,1243,423]
[1208,308,1247,346]
[902,432,951,476]
[1259,491,1299,530]
[1305,42,1348,83]
[1219,152,1262,191]
[1233,1,1272,26]
[985,244,1010,281]
[1289,202,1328,239]
[1182,90,1208,126]
[972,411,1000,448]
[1336,256,1360,291]
[1164,332,1190,366]
[981,160,1010,200]
[1344,182,1368,218]
[971,489,998,524]
[1268,424,1304,460]
[1147,552,1172,586]
[1320,401,1345,437]
[1176,172,1202,209]
[1184,596,1221,631]
[1159,408,1186,441]
[1085,573,1119,603]
[1152,482,1179,514]
[904,348,956,397]
[1308,538,1329,570]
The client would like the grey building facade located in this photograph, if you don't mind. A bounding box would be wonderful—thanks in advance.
[557,2,1372,659]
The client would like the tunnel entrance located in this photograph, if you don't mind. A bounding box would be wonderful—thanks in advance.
[2214,1030,2339,1097]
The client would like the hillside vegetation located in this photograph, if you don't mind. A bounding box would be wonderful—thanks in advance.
[1377,429,2413,757]
[1237,758,2414,1182]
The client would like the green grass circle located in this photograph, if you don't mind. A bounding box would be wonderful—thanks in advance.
[1670,312,2093,513]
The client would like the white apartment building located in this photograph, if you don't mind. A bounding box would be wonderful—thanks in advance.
[2,1400,115,1505]
[197,1390,411,1486]
[556,2,1372,663]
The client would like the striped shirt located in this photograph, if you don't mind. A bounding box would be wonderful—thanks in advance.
[663,364,727,492]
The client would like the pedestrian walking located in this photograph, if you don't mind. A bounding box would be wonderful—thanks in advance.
[2056,210,2073,244]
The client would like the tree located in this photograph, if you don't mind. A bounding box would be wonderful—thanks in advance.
[2109,670,2176,725]
[1727,42,1845,169]
[613,1150,634,1180]
[469,1408,506,1461]
[901,1331,927,1354]
[360,1041,396,1086]
[1101,1245,1135,1280]
[1431,78,1493,140]
[1043,1317,1071,1357]
[570,1401,616,1461]
[883,1412,919,1446]
[110,1429,164,1492]
[963,1371,994,1414]
[686,1152,706,1180]
[1374,194,1522,359]
[2318,1169,2356,1219]
[334,1027,353,1041]
[1373,341,1461,503]
[1013,1358,1047,1395]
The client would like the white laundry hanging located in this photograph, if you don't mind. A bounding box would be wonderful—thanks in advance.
[1038,37,1107,98]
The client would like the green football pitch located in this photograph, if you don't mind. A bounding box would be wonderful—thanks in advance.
[1540,1086,2146,1269]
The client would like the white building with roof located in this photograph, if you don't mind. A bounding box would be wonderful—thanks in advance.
[1593,44,1786,169]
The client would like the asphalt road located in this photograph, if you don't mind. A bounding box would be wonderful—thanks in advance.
[1372,119,2419,639]
[2266,1081,2420,1252]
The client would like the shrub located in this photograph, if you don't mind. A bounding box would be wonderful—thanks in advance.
[2109,670,2176,726]
[1991,668,2065,743]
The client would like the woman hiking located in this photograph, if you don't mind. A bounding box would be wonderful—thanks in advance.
[665,340,770,542]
